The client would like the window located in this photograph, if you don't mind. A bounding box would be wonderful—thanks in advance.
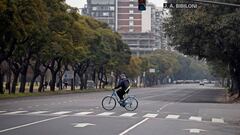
[129,4,134,7]
[129,9,134,14]
[129,20,134,26]
[103,12,109,16]
[92,7,97,11]
[129,16,134,20]
[110,6,115,10]
[129,28,134,32]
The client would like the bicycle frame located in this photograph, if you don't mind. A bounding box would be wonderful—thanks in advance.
[111,89,121,103]
[102,89,138,111]
[111,89,133,103]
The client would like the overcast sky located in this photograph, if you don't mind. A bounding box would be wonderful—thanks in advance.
[66,0,167,9]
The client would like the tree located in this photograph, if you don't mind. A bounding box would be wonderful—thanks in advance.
[0,0,48,93]
[165,0,240,96]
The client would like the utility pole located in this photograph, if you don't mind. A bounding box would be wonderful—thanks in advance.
[193,0,240,7]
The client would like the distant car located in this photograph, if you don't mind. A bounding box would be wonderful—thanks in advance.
[199,81,204,85]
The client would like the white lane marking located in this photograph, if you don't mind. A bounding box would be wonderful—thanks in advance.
[0,115,66,133]
[97,112,115,116]
[166,115,180,119]
[4,111,28,115]
[51,111,72,115]
[184,128,206,133]
[143,113,158,118]
[177,91,200,102]
[212,118,224,123]
[73,123,95,128]
[27,111,49,115]
[0,111,6,113]
[189,116,202,122]
[158,103,173,111]
[120,113,137,117]
[119,118,149,135]
[74,112,93,116]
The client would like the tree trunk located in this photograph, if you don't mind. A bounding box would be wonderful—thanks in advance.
[6,71,11,94]
[229,62,240,97]
[38,74,45,92]
[29,74,39,93]
[50,72,57,91]
[0,72,4,94]
[11,73,19,94]
[79,74,84,90]
[19,67,28,93]
[84,73,88,89]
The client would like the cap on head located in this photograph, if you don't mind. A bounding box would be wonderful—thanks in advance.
[120,74,126,79]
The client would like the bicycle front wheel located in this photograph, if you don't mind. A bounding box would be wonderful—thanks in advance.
[124,97,138,111]
[102,96,116,110]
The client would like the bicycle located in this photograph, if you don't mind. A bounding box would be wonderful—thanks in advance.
[101,89,138,111]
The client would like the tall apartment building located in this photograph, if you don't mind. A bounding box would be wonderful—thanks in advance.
[82,0,166,55]
[117,0,156,55]
[83,0,117,31]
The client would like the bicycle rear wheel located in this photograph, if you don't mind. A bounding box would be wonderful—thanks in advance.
[124,97,138,111]
[102,96,116,110]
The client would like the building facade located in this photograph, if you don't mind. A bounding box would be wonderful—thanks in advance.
[82,0,167,55]
[83,0,117,31]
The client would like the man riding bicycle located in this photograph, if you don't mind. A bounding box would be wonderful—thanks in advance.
[114,74,131,106]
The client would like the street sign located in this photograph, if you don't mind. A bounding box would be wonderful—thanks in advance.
[149,68,155,73]
[163,3,198,9]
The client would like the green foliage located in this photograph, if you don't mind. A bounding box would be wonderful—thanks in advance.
[140,50,212,82]
[0,0,131,93]
[165,0,240,77]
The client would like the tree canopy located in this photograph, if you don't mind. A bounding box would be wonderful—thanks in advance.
[165,0,240,95]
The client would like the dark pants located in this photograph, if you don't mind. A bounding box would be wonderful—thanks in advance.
[117,89,125,100]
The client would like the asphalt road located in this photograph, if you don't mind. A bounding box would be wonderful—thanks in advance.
[0,84,239,135]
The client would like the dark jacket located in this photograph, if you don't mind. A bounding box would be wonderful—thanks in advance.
[115,78,130,91]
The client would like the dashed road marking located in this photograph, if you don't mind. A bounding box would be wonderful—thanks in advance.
[212,118,224,123]
[4,111,28,115]
[74,112,93,116]
[51,111,72,115]
[0,110,229,124]
[120,113,137,117]
[97,112,115,116]
[143,113,158,118]
[166,115,180,119]
[189,116,202,122]
[27,111,49,115]
[0,115,66,133]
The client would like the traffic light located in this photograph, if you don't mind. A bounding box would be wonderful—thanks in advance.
[138,0,146,11]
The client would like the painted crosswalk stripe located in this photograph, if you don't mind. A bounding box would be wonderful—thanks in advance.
[189,116,202,122]
[120,113,137,117]
[143,113,158,118]
[51,111,72,115]
[166,115,180,119]
[212,118,224,123]
[0,111,6,113]
[97,112,115,116]
[27,111,49,115]
[4,111,28,115]
[74,112,93,116]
